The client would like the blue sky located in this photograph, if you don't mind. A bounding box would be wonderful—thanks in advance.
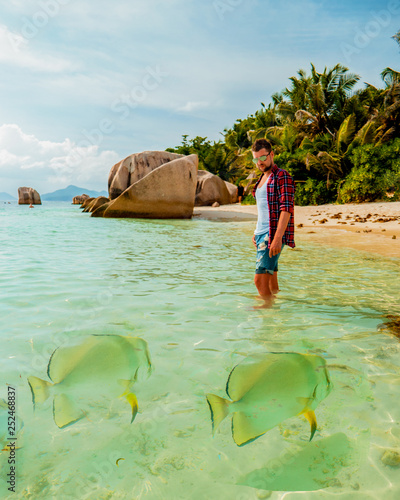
[0,0,399,195]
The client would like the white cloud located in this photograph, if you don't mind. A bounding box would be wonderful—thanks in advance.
[0,124,120,194]
[0,24,75,72]
[177,101,210,113]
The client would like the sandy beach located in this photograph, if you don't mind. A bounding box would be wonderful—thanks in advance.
[193,201,400,258]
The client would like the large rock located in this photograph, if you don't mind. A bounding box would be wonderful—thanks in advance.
[91,201,110,218]
[195,171,235,206]
[72,194,90,204]
[101,154,198,219]
[83,196,109,213]
[81,197,95,209]
[108,151,184,200]
[18,187,41,205]
[224,181,238,204]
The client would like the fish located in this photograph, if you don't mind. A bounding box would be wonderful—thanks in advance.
[206,352,332,446]
[28,335,152,429]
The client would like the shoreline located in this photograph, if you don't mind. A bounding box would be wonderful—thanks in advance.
[193,202,400,259]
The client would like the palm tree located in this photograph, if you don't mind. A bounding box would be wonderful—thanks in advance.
[203,143,239,181]
[302,113,361,188]
[374,69,400,143]
[281,64,360,138]
[361,32,400,144]
[246,103,281,140]
[224,116,255,154]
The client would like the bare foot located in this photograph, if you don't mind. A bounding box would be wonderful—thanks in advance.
[252,295,275,309]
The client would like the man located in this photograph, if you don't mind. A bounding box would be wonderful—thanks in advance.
[251,139,295,301]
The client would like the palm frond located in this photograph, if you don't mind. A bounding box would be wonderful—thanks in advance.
[335,114,356,153]
[352,120,378,146]
[381,67,400,87]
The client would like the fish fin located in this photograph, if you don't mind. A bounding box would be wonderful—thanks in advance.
[232,412,267,446]
[0,398,9,410]
[126,393,138,423]
[53,394,84,429]
[27,376,52,407]
[226,356,271,401]
[302,410,317,441]
[124,337,153,379]
[296,397,313,407]
[206,393,230,435]
[117,379,131,389]
[47,338,96,383]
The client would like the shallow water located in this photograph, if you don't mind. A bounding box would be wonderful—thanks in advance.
[1,202,400,499]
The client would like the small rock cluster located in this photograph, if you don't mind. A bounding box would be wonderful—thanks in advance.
[297,209,400,240]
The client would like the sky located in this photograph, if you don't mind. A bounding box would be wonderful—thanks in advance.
[0,0,399,195]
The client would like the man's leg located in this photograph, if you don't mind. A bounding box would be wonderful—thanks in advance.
[254,232,281,302]
[270,272,279,294]
[254,273,273,299]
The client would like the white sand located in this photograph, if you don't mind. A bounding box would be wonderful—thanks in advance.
[193,202,400,258]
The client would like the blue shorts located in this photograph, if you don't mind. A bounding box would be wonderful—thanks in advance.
[255,232,283,275]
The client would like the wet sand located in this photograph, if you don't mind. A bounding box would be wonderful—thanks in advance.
[193,202,400,258]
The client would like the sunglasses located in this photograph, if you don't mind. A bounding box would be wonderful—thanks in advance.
[252,153,271,164]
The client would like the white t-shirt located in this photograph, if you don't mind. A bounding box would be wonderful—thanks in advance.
[254,180,270,235]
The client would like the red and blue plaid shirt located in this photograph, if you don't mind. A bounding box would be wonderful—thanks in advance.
[252,164,295,248]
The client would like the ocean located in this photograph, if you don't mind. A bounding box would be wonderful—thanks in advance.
[1,201,400,499]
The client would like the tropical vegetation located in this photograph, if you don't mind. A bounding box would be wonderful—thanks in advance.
[167,31,400,205]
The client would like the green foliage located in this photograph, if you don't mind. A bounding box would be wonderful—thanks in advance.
[241,194,256,205]
[203,142,238,181]
[338,139,400,202]
[166,31,400,206]
[224,116,255,153]
[295,179,337,206]
[167,135,241,181]
[166,135,212,170]
[274,151,308,180]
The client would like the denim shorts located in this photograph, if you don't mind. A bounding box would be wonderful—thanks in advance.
[255,232,283,275]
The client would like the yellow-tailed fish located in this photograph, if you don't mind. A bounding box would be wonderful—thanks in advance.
[206,352,332,446]
[27,335,152,429]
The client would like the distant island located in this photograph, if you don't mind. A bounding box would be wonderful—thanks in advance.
[0,192,17,201]
[41,185,108,202]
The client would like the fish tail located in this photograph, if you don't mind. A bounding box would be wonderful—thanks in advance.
[303,410,317,441]
[206,393,230,435]
[126,393,138,423]
[27,376,52,407]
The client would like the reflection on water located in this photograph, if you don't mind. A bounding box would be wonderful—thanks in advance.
[1,202,400,499]
[238,432,366,491]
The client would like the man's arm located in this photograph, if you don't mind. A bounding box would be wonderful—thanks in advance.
[269,171,295,256]
[269,211,291,256]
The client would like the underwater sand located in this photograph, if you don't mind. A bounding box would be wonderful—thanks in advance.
[1,202,400,499]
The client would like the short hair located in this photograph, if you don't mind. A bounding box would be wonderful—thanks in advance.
[252,139,272,153]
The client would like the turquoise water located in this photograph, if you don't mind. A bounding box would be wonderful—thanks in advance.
[1,202,400,499]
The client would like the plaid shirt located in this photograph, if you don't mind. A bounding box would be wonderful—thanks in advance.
[252,164,295,248]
